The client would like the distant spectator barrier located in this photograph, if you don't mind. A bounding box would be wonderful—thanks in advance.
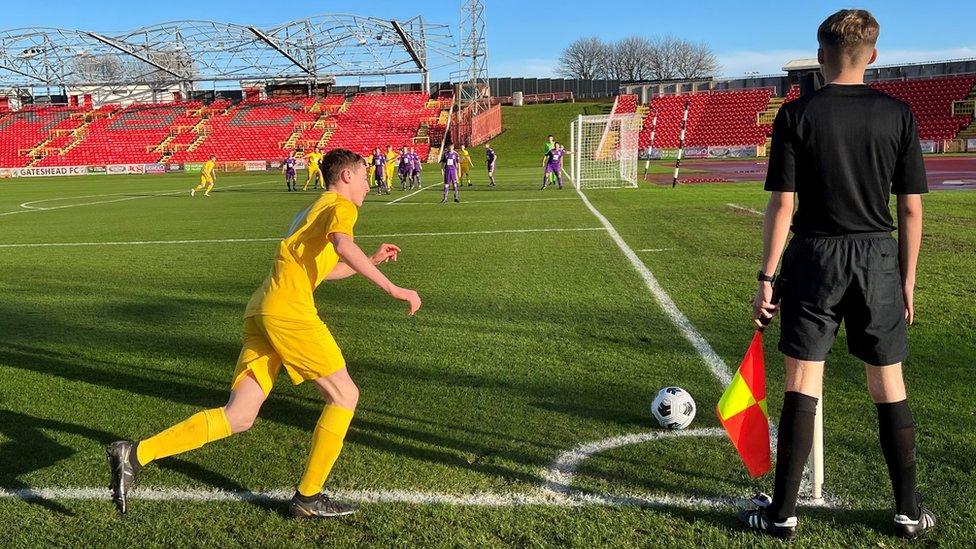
[491,92,574,106]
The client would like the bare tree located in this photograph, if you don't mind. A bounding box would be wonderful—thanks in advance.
[144,49,196,85]
[557,37,607,79]
[672,40,719,79]
[648,36,718,80]
[559,34,719,81]
[609,36,655,81]
[73,54,125,81]
[647,36,680,80]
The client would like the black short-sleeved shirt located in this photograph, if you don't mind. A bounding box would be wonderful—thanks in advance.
[765,84,928,236]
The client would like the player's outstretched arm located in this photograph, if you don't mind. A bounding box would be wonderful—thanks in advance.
[326,243,400,280]
[332,234,421,315]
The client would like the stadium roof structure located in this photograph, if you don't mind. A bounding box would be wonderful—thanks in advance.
[0,14,455,92]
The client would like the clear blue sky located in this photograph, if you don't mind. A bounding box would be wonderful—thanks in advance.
[4,1,973,81]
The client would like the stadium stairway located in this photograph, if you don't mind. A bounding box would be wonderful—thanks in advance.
[954,82,976,140]
[757,95,785,126]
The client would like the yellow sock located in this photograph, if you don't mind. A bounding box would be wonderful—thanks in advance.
[136,408,232,466]
[297,405,355,497]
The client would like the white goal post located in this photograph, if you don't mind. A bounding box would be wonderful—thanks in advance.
[569,113,641,189]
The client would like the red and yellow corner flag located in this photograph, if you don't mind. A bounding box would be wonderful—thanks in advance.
[716,331,771,477]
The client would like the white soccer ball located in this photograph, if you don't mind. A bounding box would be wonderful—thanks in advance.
[651,387,697,430]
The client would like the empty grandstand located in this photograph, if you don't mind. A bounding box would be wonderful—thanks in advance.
[0,93,450,168]
[623,57,976,155]
[0,14,462,169]
[3,13,975,173]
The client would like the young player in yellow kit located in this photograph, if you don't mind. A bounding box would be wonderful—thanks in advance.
[107,149,422,518]
[365,151,377,189]
[384,145,398,190]
[459,145,473,186]
[303,148,325,191]
[190,156,217,197]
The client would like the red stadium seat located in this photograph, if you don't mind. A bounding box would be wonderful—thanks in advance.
[0,93,445,168]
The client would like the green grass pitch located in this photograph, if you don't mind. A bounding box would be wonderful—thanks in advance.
[0,103,974,547]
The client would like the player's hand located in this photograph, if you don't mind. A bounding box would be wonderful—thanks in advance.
[371,243,400,264]
[752,281,777,328]
[390,286,422,316]
[903,283,915,325]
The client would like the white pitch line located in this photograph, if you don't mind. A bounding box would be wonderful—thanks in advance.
[637,248,672,253]
[542,428,724,496]
[566,188,841,504]
[0,487,557,507]
[0,484,842,510]
[0,180,273,217]
[575,186,734,386]
[0,227,608,249]
[391,197,578,206]
[726,203,763,216]
[386,184,434,205]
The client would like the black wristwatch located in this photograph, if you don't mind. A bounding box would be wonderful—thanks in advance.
[757,270,776,283]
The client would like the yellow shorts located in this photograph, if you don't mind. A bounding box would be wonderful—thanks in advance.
[200,175,214,185]
[232,315,346,396]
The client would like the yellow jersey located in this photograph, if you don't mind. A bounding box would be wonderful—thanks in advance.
[306,152,323,171]
[202,160,216,177]
[460,150,472,168]
[244,192,358,320]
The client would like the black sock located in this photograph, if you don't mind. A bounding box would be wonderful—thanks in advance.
[877,400,919,518]
[129,442,143,473]
[767,391,819,522]
[294,491,319,503]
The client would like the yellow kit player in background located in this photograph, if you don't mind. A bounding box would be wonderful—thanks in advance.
[365,152,377,189]
[384,145,398,189]
[459,145,473,186]
[107,149,422,518]
[190,155,217,197]
[303,148,325,190]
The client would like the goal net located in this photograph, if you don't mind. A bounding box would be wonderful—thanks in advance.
[569,113,640,189]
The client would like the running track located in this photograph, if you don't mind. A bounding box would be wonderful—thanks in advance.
[645,156,976,190]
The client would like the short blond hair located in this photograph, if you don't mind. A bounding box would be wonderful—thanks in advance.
[817,9,879,64]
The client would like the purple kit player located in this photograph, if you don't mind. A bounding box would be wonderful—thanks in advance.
[282,152,297,192]
[372,147,389,194]
[397,146,412,191]
[409,147,423,190]
[542,143,567,190]
[485,143,497,187]
[440,144,460,203]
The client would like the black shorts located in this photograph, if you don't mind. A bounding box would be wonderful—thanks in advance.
[778,232,907,365]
